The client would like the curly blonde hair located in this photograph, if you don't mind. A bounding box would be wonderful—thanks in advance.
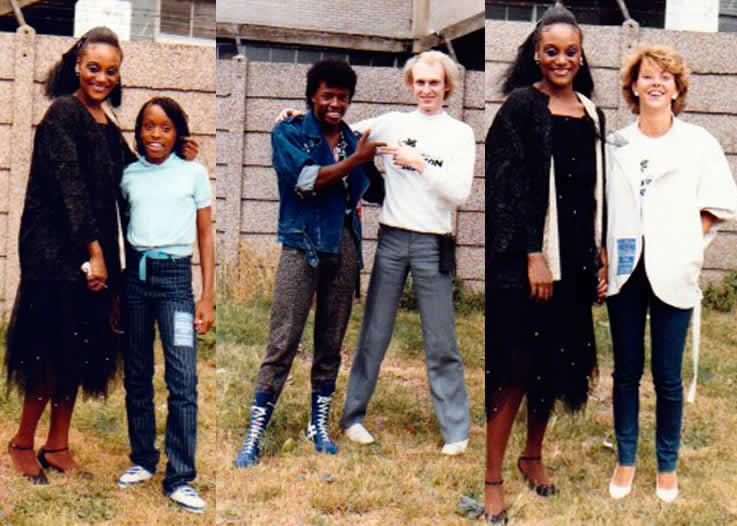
[402,50,460,99]
[621,45,689,115]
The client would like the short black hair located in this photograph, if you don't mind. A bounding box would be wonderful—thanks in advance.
[134,97,191,159]
[305,60,357,110]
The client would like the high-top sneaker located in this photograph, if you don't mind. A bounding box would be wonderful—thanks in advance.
[306,382,338,455]
[234,391,274,467]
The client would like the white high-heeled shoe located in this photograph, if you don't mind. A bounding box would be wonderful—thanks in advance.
[608,465,635,499]
[655,473,678,502]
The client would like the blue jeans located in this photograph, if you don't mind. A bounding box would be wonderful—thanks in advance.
[607,260,692,472]
[340,225,470,443]
[123,253,198,494]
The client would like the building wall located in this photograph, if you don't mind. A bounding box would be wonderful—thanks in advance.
[0,27,216,313]
[485,19,737,282]
[216,0,414,39]
[216,59,486,292]
[429,1,483,33]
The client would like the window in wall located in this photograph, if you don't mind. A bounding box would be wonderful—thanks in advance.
[161,0,215,40]
[222,41,412,68]
[720,0,737,31]
[484,1,666,28]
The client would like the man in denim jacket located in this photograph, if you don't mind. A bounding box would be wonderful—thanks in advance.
[235,60,384,467]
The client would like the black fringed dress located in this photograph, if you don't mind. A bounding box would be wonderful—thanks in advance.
[5,95,136,399]
[486,87,602,421]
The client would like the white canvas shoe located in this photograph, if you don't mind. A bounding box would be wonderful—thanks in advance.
[441,439,468,456]
[344,423,375,444]
[168,484,206,513]
[117,465,153,488]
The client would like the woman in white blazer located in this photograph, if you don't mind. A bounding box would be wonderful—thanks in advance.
[605,46,737,502]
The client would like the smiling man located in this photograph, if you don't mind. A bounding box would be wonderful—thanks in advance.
[234,60,384,467]
[339,51,475,454]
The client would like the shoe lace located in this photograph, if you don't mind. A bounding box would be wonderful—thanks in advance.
[177,485,198,498]
[241,405,268,454]
[125,465,144,475]
[313,394,333,441]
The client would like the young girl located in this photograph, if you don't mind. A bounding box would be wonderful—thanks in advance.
[116,97,214,514]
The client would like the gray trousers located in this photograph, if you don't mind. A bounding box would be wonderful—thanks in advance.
[254,226,358,401]
[340,226,470,443]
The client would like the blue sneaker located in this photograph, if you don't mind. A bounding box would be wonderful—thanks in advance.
[306,383,338,455]
[234,392,274,468]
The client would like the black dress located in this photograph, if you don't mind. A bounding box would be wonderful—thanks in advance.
[486,110,599,421]
[5,96,136,399]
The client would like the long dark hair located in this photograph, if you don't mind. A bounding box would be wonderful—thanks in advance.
[501,6,594,97]
[134,97,191,159]
[45,26,123,107]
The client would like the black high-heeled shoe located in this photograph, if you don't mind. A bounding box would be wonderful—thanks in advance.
[517,456,557,497]
[485,480,508,525]
[8,441,48,485]
[38,447,93,479]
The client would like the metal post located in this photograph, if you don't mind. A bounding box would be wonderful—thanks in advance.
[9,0,26,26]
[615,0,634,22]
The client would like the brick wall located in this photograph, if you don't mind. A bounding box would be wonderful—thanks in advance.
[0,27,216,313]
[485,20,737,283]
[216,59,486,292]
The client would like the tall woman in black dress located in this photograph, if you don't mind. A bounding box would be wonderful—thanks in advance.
[484,7,607,523]
[5,27,136,482]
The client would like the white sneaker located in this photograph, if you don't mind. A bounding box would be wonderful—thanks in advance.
[441,439,468,456]
[344,423,375,444]
[168,484,206,513]
[117,465,153,488]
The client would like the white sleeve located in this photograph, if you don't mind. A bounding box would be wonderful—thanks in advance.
[350,114,388,141]
[697,133,737,224]
[422,123,475,207]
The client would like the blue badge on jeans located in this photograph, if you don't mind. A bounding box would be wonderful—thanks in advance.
[617,238,636,276]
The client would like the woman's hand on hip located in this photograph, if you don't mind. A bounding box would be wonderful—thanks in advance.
[527,252,553,303]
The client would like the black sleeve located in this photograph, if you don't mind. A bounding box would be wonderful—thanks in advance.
[361,161,385,205]
[40,103,100,246]
[121,134,138,167]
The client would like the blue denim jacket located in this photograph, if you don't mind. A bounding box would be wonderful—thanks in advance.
[271,110,369,268]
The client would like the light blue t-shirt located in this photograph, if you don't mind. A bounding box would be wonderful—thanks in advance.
[121,154,212,256]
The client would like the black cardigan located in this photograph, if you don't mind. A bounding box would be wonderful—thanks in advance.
[18,95,136,290]
[485,86,606,286]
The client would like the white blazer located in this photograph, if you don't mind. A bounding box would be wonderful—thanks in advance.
[606,117,737,309]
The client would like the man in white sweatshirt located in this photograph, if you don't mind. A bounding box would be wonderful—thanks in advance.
[339,51,475,454]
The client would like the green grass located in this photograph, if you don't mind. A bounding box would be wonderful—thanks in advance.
[497,305,737,525]
[216,291,486,525]
[0,331,217,526]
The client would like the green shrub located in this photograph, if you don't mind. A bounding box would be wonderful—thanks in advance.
[702,270,737,312]
[398,274,484,314]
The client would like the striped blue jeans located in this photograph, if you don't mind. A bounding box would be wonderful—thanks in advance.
[123,253,198,494]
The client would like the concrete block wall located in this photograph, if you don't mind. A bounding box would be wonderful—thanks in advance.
[485,20,737,283]
[216,0,413,39]
[216,59,486,292]
[0,27,216,313]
